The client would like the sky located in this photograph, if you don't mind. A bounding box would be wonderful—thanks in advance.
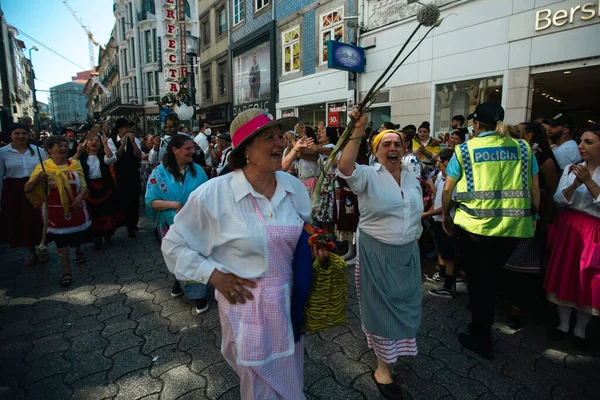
[2,0,116,104]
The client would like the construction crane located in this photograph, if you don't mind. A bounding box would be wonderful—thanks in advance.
[63,0,99,69]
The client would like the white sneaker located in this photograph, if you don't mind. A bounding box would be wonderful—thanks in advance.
[455,282,468,293]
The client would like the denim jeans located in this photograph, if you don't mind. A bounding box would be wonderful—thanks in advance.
[180,280,207,300]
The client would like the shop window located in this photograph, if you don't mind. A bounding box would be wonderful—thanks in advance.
[233,0,244,26]
[281,26,300,75]
[434,76,503,137]
[319,6,344,65]
[255,0,269,13]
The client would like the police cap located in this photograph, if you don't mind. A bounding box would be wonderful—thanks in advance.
[467,102,505,126]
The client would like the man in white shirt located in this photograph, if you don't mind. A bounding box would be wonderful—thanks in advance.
[149,113,189,164]
[549,114,581,170]
[203,122,212,137]
[194,125,211,166]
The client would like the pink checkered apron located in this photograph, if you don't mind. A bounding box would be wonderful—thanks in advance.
[216,194,305,400]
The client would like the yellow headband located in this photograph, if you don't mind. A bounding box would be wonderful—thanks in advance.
[372,129,402,154]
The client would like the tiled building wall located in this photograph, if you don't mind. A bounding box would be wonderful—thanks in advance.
[230,0,273,43]
[302,10,316,76]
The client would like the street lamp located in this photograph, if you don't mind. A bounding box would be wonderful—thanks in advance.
[28,46,40,134]
[185,35,199,128]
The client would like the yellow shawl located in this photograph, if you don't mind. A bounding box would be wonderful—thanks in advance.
[27,159,86,217]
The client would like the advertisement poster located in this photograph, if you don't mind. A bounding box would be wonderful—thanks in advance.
[327,102,347,128]
[232,41,271,107]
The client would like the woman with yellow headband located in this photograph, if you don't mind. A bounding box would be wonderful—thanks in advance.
[339,110,424,399]
[25,135,90,288]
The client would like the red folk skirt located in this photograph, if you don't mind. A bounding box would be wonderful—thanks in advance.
[544,209,600,316]
[87,179,118,235]
[0,177,43,248]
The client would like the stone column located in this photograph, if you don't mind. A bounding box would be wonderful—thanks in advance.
[505,67,532,124]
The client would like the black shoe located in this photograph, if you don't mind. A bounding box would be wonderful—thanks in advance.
[425,272,444,283]
[507,315,521,330]
[572,336,588,351]
[171,281,184,298]
[458,333,494,360]
[193,298,209,315]
[371,372,403,400]
[429,287,453,299]
[548,329,568,341]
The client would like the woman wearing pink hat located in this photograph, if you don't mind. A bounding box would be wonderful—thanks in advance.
[161,108,328,399]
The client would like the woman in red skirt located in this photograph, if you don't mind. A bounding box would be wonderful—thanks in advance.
[72,130,118,250]
[545,128,600,351]
[0,123,46,265]
[25,136,90,287]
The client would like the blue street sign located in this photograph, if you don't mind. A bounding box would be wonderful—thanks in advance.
[327,41,365,73]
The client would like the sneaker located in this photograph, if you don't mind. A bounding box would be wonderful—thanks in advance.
[455,282,468,293]
[425,272,444,283]
[193,298,209,315]
[171,281,184,298]
[429,287,453,298]
[456,275,465,283]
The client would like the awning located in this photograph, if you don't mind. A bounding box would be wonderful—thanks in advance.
[105,103,144,117]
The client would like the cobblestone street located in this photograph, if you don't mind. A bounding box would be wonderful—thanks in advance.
[1,216,599,400]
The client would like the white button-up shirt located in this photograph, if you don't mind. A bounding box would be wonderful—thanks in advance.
[553,140,581,170]
[86,154,117,179]
[0,144,46,201]
[161,169,312,283]
[107,136,142,156]
[338,163,424,245]
[554,162,600,219]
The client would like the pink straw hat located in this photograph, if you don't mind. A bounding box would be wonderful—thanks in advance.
[230,109,298,156]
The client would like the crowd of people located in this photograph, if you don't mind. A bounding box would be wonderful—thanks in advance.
[0,101,598,399]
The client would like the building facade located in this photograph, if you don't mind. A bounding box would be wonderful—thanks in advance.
[274,0,357,129]
[357,0,600,144]
[84,26,121,123]
[50,80,88,127]
[113,0,198,133]
[196,0,231,128]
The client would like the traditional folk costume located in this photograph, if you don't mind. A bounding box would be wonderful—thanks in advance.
[314,143,336,224]
[339,164,424,363]
[27,159,90,248]
[0,143,46,249]
[545,162,600,317]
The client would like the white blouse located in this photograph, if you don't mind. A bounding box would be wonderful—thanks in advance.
[554,162,600,219]
[86,154,117,179]
[0,144,46,201]
[161,169,312,283]
[339,163,424,245]
[318,143,336,175]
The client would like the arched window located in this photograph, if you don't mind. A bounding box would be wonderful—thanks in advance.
[185,0,191,18]
[143,0,155,14]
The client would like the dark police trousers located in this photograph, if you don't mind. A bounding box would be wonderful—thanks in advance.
[457,227,519,343]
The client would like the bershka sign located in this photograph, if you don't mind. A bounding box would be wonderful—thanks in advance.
[535,2,600,31]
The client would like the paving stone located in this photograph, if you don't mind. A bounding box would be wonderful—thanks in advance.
[29,303,69,324]
[188,342,223,374]
[123,288,155,305]
[332,332,369,361]
[494,339,543,369]
[0,319,33,339]
[25,375,72,400]
[97,301,131,322]
[108,346,152,381]
[114,369,162,400]
[304,360,332,388]
[178,327,216,351]
[307,376,363,399]
[65,349,113,384]
[533,357,589,395]
[304,333,342,363]
[159,298,188,318]
[63,315,104,339]
[151,287,174,305]
[160,365,207,400]
[22,352,71,385]
[101,314,137,338]
[512,386,543,400]
[134,310,170,335]
[317,324,350,342]
[428,328,465,353]
[430,345,480,377]
[175,389,208,399]
[322,351,370,386]
[62,303,101,322]
[564,354,598,378]
[167,310,202,333]
[69,331,108,355]
[202,361,239,400]
[71,371,118,400]
[503,361,558,399]
[550,384,588,400]
[141,326,180,355]
[432,368,488,399]
[149,344,191,377]
[468,364,524,400]
[350,371,384,399]
[129,299,163,320]
[91,283,123,296]
[201,308,221,331]
[67,292,98,305]
[117,276,147,289]
[104,329,144,357]
[403,354,447,381]
[95,291,127,306]
[26,333,71,361]
[145,278,173,293]
[414,334,443,356]
[29,317,71,340]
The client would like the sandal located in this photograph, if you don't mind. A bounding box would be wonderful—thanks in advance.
[24,255,39,267]
[75,252,86,265]
[60,273,72,288]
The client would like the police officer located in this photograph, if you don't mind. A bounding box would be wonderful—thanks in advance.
[441,102,540,360]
